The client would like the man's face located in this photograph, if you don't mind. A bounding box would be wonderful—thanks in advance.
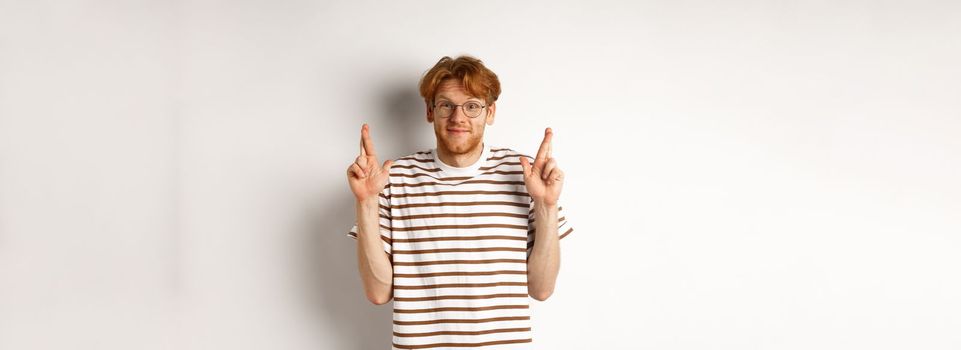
[427,79,496,155]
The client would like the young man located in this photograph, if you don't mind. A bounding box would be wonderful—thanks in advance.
[346,55,573,349]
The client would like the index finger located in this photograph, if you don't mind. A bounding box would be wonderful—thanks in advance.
[359,126,366,156]
[361,123,377,157]
[535,127,553,160]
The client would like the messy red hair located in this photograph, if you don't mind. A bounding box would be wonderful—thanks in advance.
[419,55,501,105]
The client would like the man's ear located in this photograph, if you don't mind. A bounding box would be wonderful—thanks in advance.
[425,100,434,123]
[485,102,496,126]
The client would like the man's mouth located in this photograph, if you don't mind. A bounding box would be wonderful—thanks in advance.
[447,129,469,134]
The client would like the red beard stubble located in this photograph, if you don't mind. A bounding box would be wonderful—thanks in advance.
[436,124,484,156]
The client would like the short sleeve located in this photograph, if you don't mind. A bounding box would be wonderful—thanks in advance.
[526,200,574,258]
[346,186,393,256]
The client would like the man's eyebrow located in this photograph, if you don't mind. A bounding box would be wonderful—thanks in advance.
[435,95,481,101]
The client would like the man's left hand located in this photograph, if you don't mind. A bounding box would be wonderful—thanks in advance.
[520,127,564,206]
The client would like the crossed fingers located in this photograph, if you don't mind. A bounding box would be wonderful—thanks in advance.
[536,128,563,183]
[520,127,564,184]
[350,123,377,178]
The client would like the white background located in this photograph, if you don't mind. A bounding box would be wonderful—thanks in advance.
[1,0,959,349]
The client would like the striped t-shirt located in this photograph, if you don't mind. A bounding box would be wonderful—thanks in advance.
[347,143,573,350]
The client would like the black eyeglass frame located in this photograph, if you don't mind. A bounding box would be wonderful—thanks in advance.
[430,100,490,119]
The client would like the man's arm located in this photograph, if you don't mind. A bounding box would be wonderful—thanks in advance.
[355,198,393,305]
[519,127,565,301]
[347,123,394,305]
[527,200,561,301]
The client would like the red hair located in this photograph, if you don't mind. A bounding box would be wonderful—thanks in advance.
[419,55,501,105]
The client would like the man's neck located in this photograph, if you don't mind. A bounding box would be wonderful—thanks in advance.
[436,142,484,168]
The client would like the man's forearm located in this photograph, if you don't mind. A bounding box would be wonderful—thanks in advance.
[356,199,393,305]
[527,200,560,301]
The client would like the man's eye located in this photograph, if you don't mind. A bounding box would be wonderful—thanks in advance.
[466,102,481,110]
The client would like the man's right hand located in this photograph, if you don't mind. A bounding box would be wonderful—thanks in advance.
[347,123,393,204]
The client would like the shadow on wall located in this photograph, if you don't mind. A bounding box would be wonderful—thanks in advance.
[298,81,426,349]
[301,192,392,350]
[378,78,433,153]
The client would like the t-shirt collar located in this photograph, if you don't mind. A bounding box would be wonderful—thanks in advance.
[432,143,490,177]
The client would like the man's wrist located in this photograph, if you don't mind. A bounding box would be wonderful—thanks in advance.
[532,199,559,221]
[357,197,380,212]
[532,198,559,210]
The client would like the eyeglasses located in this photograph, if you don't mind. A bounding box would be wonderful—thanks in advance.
[431,100,488,119]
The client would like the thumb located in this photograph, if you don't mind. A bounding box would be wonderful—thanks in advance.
[519,156,532,178]
[383,159,394,173]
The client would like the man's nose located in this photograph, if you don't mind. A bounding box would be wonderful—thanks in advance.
[449,106,469,121]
